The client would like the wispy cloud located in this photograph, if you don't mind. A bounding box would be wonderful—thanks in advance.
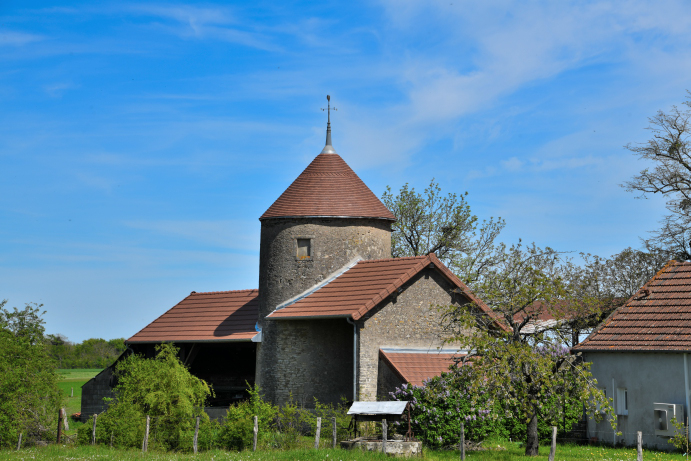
[0,30,45,46]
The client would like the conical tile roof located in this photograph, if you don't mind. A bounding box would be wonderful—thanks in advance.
[260,153,396,221]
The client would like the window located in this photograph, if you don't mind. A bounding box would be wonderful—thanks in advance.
[296,238,311,260]
[616,388,628,416]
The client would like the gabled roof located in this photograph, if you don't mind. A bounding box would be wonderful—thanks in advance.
[126,289,258,343]
[574,260,691,352]
[379,349,460,386]
[260,153,396,221]
[267,253,502,325]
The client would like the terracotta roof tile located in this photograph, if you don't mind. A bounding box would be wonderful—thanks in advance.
[379,350,460,386]
[267,253,504,328]
[126,289,258,343]
[260,153,396,221]
[573,261,691,352]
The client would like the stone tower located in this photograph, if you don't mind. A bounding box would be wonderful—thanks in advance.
[255,98,396,401]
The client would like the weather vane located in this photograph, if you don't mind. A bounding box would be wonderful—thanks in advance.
[321,94,337,123]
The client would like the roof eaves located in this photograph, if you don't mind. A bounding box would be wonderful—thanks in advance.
[260,215,396,222]
[269,314,351,321]
[125,338,254,344]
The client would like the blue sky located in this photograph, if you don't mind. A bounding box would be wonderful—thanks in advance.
[2,0,690,342]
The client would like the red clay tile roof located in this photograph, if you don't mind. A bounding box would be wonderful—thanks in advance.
[260,153,396,221]
[267,253,505,327]
[126,289,258,343]
[379,349,460,386]
[573,260,691,352]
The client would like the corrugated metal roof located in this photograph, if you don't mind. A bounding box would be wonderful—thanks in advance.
[348,401,409,415]
[126,289,258,343]
[574,260,691,352]
[379,349,460,386]
[260,153,396,221]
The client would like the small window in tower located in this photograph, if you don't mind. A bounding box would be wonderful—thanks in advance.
[297,238,311,260]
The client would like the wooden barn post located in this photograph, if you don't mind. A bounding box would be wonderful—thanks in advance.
[91,414,97,445]
[332,417,337,449]
[382,419,387,454]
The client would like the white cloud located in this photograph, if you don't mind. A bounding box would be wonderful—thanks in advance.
[0,30,45,46]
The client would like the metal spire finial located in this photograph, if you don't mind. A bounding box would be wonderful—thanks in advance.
[320,94,337,154]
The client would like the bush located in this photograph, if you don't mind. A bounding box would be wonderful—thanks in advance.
[218,385,277,451]
[0,301,62,447]
[390,367,495,449]
[78,343,212,450]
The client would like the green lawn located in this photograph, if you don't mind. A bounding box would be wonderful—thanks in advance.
[0,442,683,460]
[56,368,102,416]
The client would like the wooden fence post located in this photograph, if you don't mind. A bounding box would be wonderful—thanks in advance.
[314,417,322,449]
[548,426,557,461]
[110,433,114,448]
[91,414,97,445]
[637,431,643,461]
[193,416,200,454]
[332,417,337,449]
[252,415,258,452]
[142,415,150,452]
[460,422,465,461]
[16,433,22,451]
[382,419,387,454]
[63,408,69,431]
[56,408,63,444]
[70,387,73,398]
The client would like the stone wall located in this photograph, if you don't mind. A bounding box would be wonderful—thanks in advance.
[358,268,464,400]
[80,367,115,421]
[257,217,391,324]
[377,355,405,401]
[258,318,353,407]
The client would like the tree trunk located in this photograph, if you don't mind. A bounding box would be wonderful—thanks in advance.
[525,413,539,456]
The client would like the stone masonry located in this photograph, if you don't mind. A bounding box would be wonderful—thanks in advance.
[357,268,464,400]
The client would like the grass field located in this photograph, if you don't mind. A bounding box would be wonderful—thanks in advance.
[0,442,683,460]
[56,368,101,416]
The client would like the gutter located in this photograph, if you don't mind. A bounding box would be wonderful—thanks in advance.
[685,354,690,424]
[347,317,358,401]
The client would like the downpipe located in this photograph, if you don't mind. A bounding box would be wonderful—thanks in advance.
[347,317,358,401]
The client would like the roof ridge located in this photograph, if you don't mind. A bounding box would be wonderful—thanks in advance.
[191,288,258,295]
[358,255,430,264]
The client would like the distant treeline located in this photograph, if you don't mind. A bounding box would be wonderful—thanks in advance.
[46,334,126,369]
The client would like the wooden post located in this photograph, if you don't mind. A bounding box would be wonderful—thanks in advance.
[193,416,200,454]
[70,387,73,398]
[314,417,322,449]
[252,415,258,451]
[142,415,150,452]
[110,433,114,448]
[57,408,63,444]
[382,419,387,454]
[332,417,337,449]
[63,408,69,431]
[548,426,557,461]
[16,433,22,451]
[91,414,97,445]
[460,422,465,461]
[637,431,643,461]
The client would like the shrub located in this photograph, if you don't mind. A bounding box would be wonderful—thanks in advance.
[389,367,495,449]
[0,301,62,447]
[78,343,212,450]
[218,385,277,451]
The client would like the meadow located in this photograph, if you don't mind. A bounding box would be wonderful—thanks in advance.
[0,442,683,460]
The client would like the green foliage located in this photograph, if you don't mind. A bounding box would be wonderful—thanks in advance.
[78,343,212,450]
[219,385,277,451]
[668,417,688,452]
[0,300,62,447]
[46,335,127,369]
[390,369,495,448]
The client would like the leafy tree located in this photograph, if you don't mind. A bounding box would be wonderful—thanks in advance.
[381,179,505,285]
[442,244,615,456]
[46,336,127,369]
[78,343,212,450]
[623,94,691,259]
[0,300,62,446]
